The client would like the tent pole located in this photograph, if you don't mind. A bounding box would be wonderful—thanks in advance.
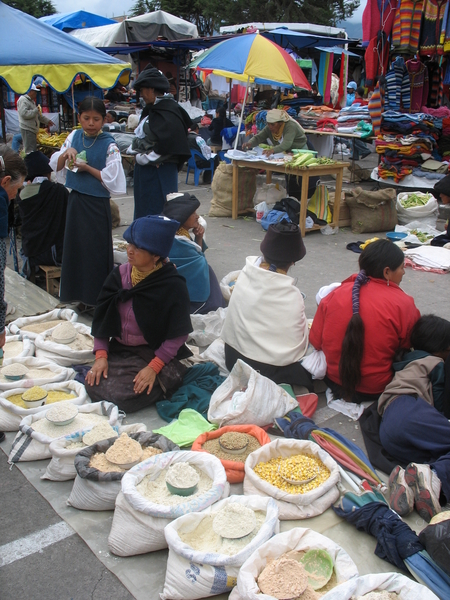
[0,82,6,143]
[228,78,232,118]
[233,76,249,151]
[71,83,76,128]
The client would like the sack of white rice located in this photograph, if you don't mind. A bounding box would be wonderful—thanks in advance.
[3,335,35,362]
[67,432,178,511]
[108,451,229,556]
[0,357,74,392]
[34,322,94,366]
[8,309,78,339]
[8,401,121,463]
[43,422,147,482]
[0,379,86,432]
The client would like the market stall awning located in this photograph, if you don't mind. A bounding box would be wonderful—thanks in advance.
[0,1,131,94]
[40,10,116,32]
[316,46,359,57]
[264,27,350,50]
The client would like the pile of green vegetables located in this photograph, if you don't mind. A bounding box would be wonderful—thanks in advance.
[286,154,337,168]
[400,193,432,208]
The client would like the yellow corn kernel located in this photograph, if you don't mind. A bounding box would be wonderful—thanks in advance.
[253,454,330,494]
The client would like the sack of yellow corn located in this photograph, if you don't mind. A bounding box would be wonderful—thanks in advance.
[244,438,340,520]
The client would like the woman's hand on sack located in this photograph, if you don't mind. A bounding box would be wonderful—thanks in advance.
[193,224,205,245]
[133,366,156,395]
[86,358,108,386]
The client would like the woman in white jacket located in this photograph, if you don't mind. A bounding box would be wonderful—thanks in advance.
[222,221,312,390]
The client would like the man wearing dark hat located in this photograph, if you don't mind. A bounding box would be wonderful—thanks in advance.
[162,192,225,314]
[18,151,68,276]
[222,220,313,389]
[431,175,450,247]
[132,66,193,219]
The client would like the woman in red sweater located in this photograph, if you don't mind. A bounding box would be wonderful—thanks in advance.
[310,240,420,403]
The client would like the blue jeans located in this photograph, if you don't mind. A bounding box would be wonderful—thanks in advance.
[12,133,22,152]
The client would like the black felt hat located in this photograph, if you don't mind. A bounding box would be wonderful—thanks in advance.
[162,193,200,225]
[434,174,450,199]
[260,220,306,263]
[133,66,170,92]
[24,151,52,180]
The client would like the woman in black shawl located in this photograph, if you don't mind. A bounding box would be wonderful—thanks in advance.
[86,215,192,413]
[132,66,192,219]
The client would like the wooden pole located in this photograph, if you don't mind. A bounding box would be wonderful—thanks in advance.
[0,82,7,143]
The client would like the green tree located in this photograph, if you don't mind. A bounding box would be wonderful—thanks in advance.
[4,0,56,17]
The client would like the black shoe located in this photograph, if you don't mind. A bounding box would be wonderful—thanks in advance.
[0,431,5,443]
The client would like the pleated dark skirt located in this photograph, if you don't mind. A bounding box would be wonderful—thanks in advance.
[60,190,113,306]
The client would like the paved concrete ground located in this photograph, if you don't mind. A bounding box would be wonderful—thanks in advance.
[1,153,449,599]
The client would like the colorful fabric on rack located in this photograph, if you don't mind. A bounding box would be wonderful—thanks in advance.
[362,0,398,46]
[443,0,450,51]
[317,52,333,105]
[420,0,448,55]
[365,31,390,87]
[426,61,444,107]
[406,59,429,113]
[368,79,385,136]
[338,51,348,107]
[385,56,411,111]
[392,0,424,54]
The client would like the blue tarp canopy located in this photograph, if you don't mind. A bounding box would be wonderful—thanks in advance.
[0,1,131,94]
[264,27,351,50]
[40,10,116,32]
[316,46,359,57]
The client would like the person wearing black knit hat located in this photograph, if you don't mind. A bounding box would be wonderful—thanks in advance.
[87,215,193,413]
[132,66,193,219]
[221,220,313,390]
[162,193,225,314]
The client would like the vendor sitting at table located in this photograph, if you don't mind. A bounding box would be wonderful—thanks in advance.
[242,108,307,157]
[222,220,312,390]
[162,192,225,314]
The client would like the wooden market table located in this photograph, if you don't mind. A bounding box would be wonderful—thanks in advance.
[231,159,350,236]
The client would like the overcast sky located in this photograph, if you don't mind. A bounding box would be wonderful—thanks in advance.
[53,0,367,21]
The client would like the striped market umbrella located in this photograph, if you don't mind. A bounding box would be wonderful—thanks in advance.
[190,33,311,90]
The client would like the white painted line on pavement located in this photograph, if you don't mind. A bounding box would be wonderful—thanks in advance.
[0,521,75,567]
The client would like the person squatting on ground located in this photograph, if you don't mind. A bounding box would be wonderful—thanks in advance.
[381,315,450,523]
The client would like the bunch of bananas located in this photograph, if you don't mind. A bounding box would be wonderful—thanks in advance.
[37,129,70,147]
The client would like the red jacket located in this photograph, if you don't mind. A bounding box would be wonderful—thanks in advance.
[309,275,420,394]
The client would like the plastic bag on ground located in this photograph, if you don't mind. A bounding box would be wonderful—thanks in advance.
[189,307,227,347]
[254,201,270,224]
[0,379,88,433]
[219,270,242,303]
[108,450,229,556]
[34,322,94,367]
[243,438,340,520]
[4,335,35,362]
[161,495,279,600]
[208,360,298,428]
[395,220,441,245]
[321,572,439,599]
[43,423,147,482]
[234,527,359,600]
[396,192,439,227]
[67,432,178,511]
[253,182,286,209]
[8,309,78,339]
[191,425,272,483]
[8,401,120,463]
[199,338,229,377]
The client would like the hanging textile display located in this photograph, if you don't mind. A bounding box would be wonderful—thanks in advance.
[406,58,430,112]
[317,51,333,105]
[385,56,411,111]
[427,61,445,107]
[391,0,424,55]
[338,52,349,107]
[362,0,398,47]
[420,0,448,56]
[365,31,391,87]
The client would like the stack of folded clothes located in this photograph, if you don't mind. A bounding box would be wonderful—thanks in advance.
[376,110,444,183]
[337,104,372,134]
[297,105,340,131]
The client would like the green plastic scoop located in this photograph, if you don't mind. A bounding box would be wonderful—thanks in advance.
[300,549,333,590]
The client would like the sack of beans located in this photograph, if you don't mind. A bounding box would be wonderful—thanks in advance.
[43,423,147,482]
[67,432,178,511]
[161,495,279,600]
[34,322,94,367]
[192,426,271,484]
[321,572,439,600]
[3,335,35,362]
[9,309,78,339]
[243,439,340,520]
[232,527,358,600]
[0,379,86,432]
[8,400,120,463]
[108,450,229,556]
